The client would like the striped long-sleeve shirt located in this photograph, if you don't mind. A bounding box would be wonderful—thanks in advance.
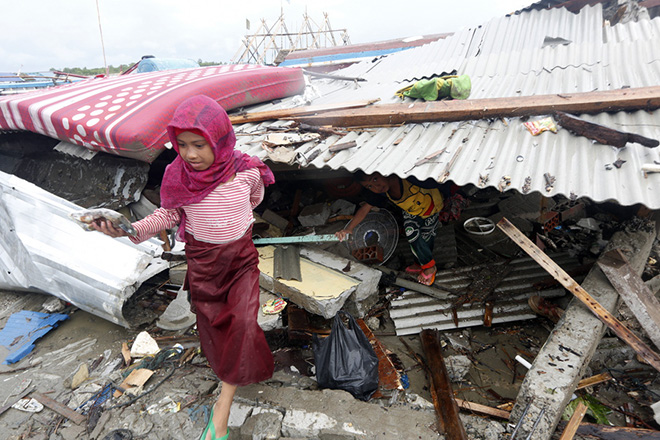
[130,168,265,244]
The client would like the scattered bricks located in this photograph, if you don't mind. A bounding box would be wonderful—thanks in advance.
[555,201,586,223]
[537,211,560,232]
[351,245,384,264]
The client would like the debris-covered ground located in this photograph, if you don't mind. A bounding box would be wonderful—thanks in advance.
[2,175,660,440]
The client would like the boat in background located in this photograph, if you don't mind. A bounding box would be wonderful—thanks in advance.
[0,71,86,95]
[278,33,450,73]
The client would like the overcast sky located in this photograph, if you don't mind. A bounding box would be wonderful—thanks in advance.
[2,0,532,73]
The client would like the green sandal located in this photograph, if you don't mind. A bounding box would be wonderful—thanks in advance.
[199,407,229,440]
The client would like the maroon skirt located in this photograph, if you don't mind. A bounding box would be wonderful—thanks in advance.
[184,229,273,386]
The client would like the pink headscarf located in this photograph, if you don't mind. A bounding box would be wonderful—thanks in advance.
[160,95,274,240]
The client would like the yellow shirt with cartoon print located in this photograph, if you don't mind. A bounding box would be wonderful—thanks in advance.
[387,179,444,218]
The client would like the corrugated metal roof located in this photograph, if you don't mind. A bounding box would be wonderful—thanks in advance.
[234,4,660,208]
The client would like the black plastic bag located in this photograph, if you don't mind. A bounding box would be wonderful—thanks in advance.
[312,311,379,401]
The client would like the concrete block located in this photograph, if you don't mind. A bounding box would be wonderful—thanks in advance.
[282,409,339,438]
[258,246,360,319]
[228,401,253,428]
[298,203,331,227]
[299,246,382,318]
[510,227,656,440]
[240,411,283,440]
[236,385,442,439]
[329,199,356,217]
[261,209,290,231]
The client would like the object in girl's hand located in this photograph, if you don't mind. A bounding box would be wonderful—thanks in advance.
[523,117,558,136]
[262,297,287,315]
[69,208,137,236]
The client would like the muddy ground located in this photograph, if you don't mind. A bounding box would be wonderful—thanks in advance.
[3,184,660,439]
[2,277,660,440]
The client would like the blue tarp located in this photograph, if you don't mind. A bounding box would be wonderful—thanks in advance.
[0,72,23,83]
[136,58,199,73]
[0,310,69,364]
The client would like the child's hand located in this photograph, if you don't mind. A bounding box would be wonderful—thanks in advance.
[335,229,351,242]
[91,218,130,238]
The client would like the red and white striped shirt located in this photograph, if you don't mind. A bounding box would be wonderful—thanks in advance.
[130,168,265,244]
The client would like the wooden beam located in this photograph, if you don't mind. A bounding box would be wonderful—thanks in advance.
[228,99,380,124]
[292,86,660,127]
[558,401,587,440]
[420,329,468,440]
[32,392,86,425]
[556,421,660,439]
[576,371,613,390]
[554,111,658,148]
[357,319,403,394]
[455,398,510,420]
[597,249,660,350]
[496,217,660,373]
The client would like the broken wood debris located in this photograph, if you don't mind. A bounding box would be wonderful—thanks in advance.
[454,398,510,420]
[327,140,357,153]
[558,401,587,440]
[357,319,403,395]
[420,329,468,439]
[554,111,659,149]
[228,99,380,125]
[32,392,86,425]
[598,248,660,351]
[555,421,660,439]
[292,86,660,127]
[497,217,660,373]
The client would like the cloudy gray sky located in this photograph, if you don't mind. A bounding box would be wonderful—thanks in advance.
[2,0,532,72]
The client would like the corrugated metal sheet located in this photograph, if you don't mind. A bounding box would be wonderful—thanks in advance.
[0,170,168,328]
[389,253,584,335]
[234,4,660,208]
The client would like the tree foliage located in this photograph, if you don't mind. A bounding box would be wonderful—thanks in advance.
[51,60,224,76]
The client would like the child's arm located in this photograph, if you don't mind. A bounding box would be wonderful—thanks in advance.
[335,202,373,241]
[93,207,181,243]
[249,171,266,209]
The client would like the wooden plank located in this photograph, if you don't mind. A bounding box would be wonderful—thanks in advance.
[555,421,660,439]
[497,217,660,373]
[32,392,86,425]
[598,249,660,351]
[328,140,357,153]
[357,319,402,394]
[420,329,468,440]
[554,111,659,148]
[228,99,380,124]
[576,371,613,390]
[558,401,587,440]
[455,398,510,420]
[293,86,660,127]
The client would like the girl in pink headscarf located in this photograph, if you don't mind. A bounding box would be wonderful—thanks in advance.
[94,95,275,440]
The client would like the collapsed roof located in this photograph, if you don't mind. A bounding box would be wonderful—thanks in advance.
[233,3,660,208]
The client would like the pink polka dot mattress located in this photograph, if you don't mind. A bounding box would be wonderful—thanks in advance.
[0,65,305,163]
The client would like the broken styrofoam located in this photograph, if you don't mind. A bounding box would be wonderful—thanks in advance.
[130,331,160,358]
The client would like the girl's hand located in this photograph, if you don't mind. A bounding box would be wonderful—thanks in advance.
[91,219,130,238]
[335,229,351,242]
